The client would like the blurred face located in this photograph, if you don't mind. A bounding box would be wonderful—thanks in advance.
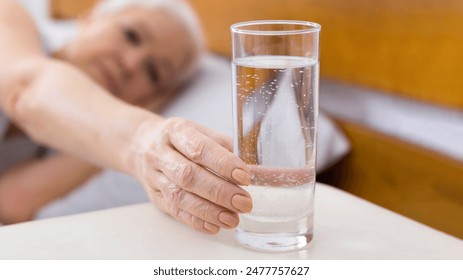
[62,5,196,108]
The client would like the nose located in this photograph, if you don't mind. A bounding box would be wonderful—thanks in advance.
[119,50,145,78]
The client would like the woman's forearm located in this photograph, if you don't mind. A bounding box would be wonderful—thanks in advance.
[4,59,162,175]
[0,0,156,175]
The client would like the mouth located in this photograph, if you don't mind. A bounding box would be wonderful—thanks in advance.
[97,61,119,95]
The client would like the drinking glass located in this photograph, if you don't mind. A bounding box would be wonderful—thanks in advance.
[231,20,321,252]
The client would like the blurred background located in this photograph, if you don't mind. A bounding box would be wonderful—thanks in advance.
[21,0,463,239]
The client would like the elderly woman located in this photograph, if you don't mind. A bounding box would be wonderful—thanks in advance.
[0,0,252,232]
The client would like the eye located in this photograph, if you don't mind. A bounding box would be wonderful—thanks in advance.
[123,27,141,46]
[146,61,160,85]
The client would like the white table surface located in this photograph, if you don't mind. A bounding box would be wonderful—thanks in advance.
[0,183,462,260]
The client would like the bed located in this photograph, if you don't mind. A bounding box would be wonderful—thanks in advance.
[26,0,463,239]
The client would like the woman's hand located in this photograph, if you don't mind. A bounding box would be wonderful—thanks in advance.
[133,117,252,234]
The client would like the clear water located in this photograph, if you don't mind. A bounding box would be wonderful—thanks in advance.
[232,55,319,251]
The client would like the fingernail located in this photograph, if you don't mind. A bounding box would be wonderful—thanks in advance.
[219,212,239,228]
[203,222,219,233]
[232,194,252,213]
[232,169,251,185]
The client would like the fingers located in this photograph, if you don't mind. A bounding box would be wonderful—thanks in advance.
[138,118,254,235]
[155,149,252,213]
[195,124,233,152]
[175,188,240,229]
[166,119,250,186]
[147,171,239,233]
[155,194,220,234]
[176,210,220,234]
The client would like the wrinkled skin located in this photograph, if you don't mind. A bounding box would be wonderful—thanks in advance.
[134,117,252,233]
[132,118,252,233]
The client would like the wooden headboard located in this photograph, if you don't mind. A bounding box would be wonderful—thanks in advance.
[52,0,463,109]
[51,0,463,238]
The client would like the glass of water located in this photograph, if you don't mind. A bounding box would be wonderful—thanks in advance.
[231,20,321,252]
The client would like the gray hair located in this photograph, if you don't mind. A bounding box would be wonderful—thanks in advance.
[95,0,205,86]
